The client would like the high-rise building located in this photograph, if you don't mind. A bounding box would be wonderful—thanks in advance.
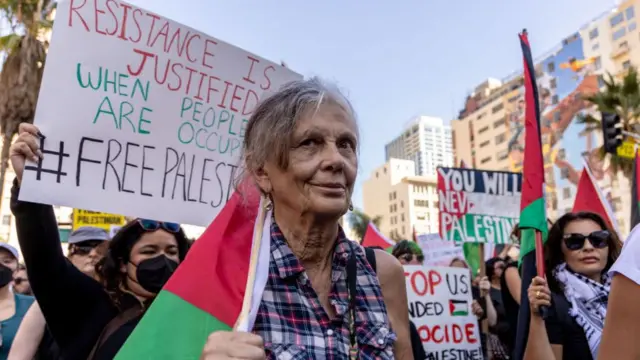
[385,116,454,176]
[451,1,638,236]
[362,158,439,239]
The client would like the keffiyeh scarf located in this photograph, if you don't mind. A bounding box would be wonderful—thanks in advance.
[553,263,612,359]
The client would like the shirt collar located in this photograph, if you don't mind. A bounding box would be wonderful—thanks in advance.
[270,217,353,280]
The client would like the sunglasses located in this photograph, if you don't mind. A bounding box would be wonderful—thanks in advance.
[138,219,181,233]
[13,277,27,285]
[71,240,103,256]
[563,230,610,251]
[400,253,424,263]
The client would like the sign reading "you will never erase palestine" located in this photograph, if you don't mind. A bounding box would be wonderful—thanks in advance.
[20,0,302,226]
[437,167,522,244]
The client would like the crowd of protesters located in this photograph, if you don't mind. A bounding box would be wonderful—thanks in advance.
[0,78,637,359]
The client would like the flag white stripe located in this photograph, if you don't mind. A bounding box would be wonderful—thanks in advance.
[236,199,272,332]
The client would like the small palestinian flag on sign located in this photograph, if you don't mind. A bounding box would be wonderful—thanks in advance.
[449,299,469,316]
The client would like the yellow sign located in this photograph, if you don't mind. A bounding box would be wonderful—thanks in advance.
[72,210,126,231]
[616,141,637,159]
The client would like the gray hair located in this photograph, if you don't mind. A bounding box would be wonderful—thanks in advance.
[243,77,358,173]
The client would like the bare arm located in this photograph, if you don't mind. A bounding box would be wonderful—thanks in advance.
[505,267,521,305]
[8,301,46,360]
[597,274,640,360]
[523,316,563,360]
[375,250,413,360]
[483,294,498,327]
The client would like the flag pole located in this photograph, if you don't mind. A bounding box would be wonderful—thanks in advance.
[535,227,548,319]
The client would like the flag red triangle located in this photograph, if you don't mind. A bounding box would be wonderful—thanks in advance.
[361,223,395,249]
[572,166,616,230]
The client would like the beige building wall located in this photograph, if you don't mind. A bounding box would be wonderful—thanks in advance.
[362,159,439,239]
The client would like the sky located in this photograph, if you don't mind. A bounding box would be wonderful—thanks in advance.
[127,0,615,212]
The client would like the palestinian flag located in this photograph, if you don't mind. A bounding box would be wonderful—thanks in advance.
[449,299,469,316]
[513,30,549,360]
[115,178,272,359]
[572,159,619,232]
[361,223,395,252]
[631,151,640,229]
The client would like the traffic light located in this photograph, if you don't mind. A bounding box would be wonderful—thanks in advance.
[601,112,622,154]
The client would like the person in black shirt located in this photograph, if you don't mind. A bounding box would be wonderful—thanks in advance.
[525,212,622,360]
[501,227,523,356]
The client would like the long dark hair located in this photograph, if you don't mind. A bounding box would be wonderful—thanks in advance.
[95,219,190,307]
[545,211,622,293]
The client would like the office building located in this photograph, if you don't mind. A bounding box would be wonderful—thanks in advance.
[362,158,439,239]
[385,116,454,176]
[451,1,638,235]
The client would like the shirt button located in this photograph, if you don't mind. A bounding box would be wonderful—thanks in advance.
[342,253,349,259]
[379,327,388,335]
[377,338,385,345]
[327,329,334,336]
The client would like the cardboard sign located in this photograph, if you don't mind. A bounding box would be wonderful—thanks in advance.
[437,167,521,244]
[19,0,302,226]
[405,265,483,360]
[72,209,125,231]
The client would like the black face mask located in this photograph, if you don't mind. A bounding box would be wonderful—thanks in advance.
[130,255,178,294]
[0,264,13,288]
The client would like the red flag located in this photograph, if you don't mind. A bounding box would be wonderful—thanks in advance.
[361,223,395,250]
[572,161,618,231]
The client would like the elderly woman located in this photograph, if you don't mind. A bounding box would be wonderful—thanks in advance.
[201,78,411,359]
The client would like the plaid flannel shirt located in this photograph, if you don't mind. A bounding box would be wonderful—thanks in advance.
[253,220,397,359]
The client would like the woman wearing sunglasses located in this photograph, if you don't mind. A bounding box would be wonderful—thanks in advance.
[9,227,109,360]
[8,127,191,359]
[524,212,621,360]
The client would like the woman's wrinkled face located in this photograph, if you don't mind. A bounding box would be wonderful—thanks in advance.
[122,230,180,298]
[258,103,358,218]
[561,219,609,280]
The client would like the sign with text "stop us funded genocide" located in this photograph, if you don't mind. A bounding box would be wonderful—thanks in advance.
[437,167,522,244]
[19,0,301,226]
[405,265,483,360]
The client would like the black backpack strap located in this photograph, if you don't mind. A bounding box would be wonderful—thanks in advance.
[87,304,143,359]
[364,247,377,273]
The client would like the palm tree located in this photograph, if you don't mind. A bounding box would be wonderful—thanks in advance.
[577,67,640,177]
[0,0,55,208]
[348,209,382,241]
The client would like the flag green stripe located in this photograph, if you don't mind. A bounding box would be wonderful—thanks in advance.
[463,243,481,277]
[519,197,547,257]
[116,290,231,360]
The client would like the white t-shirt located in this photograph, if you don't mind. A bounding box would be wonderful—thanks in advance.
[609,224,640,284]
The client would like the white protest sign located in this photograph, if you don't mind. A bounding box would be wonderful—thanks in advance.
[417,233,464,266]
[405,265,483,360]
[19,0,302,227]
